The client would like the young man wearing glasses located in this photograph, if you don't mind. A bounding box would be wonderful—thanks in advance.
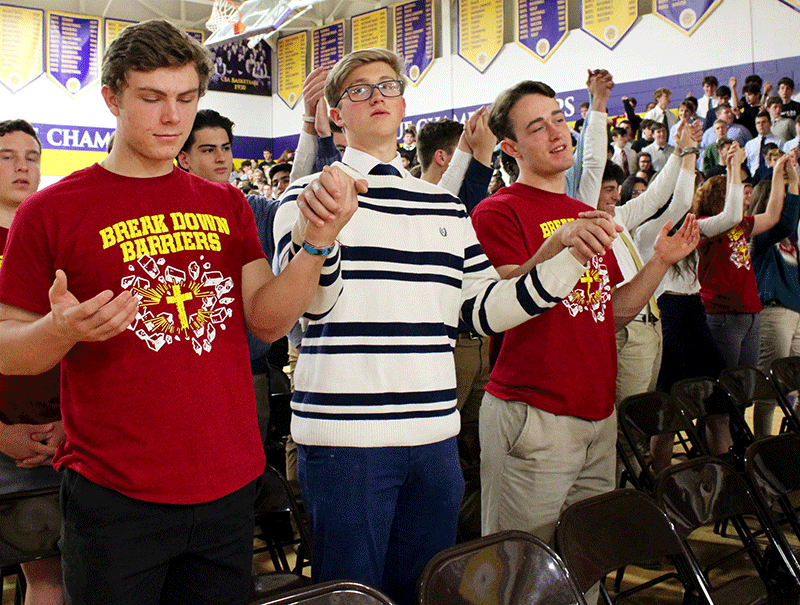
[273,48,622,605]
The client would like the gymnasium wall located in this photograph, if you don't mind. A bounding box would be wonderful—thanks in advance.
[3,0,800,186]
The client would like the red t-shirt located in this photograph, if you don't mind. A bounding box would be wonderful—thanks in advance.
[0,227,60,425]
[0,164,266,504]
[698,215,763,314]
[471,183,622,421]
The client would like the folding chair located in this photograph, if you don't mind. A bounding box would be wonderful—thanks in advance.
[0,485,61,605]
[554,489,714,605]
[250,580,396,605]
[768,357,800,435]
[656,456,799,602]
[618,391,704,493]
[417,530,586,605]
[250,464,312,601]
[719,365,799,438]
[745,434,800,586]
[672,377,753,469]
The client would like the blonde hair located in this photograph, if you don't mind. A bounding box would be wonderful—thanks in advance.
[325,48,406,107]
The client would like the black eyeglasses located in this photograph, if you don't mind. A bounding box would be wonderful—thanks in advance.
[336,80,404,106]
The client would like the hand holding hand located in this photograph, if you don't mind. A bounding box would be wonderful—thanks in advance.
[302,66,328,119]
[464,107,495,166]
[0,421,59,466]
[298,165,366,245]
[587,69,614,110]
[564,210,623,263]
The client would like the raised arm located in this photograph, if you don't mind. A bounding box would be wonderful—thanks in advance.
[290,66,329,182]
[752,153,790,236]
[572,69,614,204]
[618,119,702,230]
[698,142,745,237]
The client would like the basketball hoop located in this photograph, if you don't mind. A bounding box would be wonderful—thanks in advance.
[206,0,245,34]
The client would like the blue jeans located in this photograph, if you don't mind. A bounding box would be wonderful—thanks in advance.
[297,438,464,605]
[706,311,762,369]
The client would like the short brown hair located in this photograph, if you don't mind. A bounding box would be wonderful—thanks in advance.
[102,20,212,96]
[653,87,671,101]
[0,119,41,152]
[325,48,406,107]
[488,80,556,142]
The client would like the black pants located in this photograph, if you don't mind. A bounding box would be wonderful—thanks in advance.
[60,469,256,605]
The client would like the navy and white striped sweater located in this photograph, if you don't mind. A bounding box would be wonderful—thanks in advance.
[273,149,587,447]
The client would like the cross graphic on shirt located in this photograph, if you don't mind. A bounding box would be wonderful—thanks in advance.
[166,283,194,329]
[580,271,596,294]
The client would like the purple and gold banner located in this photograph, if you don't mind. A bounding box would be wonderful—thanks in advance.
[352,7,388,51]
[277,31,306,109]
[104,18,135,51]
[47,11,101,98]
[581,0,637,49]
[516,0,567,63]
[312,20,345,71]
[0,5,44,93]
[653,0,721,35]
[186,29,204,43]
[458,0,503,73]
[394,0,434,86]
[208,38,270,96]
[781,0,800,13]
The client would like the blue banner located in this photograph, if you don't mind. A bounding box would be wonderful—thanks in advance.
[653,0,721,35]
[394,0,434,86]
[312,20,345,70]
[516,0,567,63]
[46,11,101,98]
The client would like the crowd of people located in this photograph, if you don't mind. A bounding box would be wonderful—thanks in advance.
[1,17,800,605]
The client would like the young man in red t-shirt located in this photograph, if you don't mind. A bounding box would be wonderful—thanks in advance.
[471,79,699,568]
[0,21,356,605]
[0,119,64,605]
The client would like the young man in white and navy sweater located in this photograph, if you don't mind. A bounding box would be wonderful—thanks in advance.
[272,48,621,605]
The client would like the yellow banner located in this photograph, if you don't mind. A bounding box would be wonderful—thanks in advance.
[104,18,135,51]
[352,7,388,51]
[277,31,306,109]
[458,0,503,73]
[581,0,637,49]
[0,5,44,93]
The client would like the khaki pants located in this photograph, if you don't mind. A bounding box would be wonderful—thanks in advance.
[479,393,616,543]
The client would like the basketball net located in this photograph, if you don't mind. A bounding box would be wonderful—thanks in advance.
[206,0,245,34]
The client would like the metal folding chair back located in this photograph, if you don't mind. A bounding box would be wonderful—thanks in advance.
[555,489,714,604]
[417,530,586,605]
[250,580,396,605]
[655,456,796,600]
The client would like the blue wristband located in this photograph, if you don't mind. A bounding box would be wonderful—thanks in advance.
[302,240,336,256]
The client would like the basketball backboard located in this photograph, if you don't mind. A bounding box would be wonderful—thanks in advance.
[205,0,322,48]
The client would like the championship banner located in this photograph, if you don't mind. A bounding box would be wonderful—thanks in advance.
[312,20,345,71]
[458,0,503,73]
[0,5,44,93]
[277,31,306,109]
[47,11,101,98]
[104,18,135,50]
[653,0,721,35]
[581,0,637,49]
[186,29,205,43]
[394,0,434,86]
[515,0,567,63]
[352,7,388,51]
[780,0,800,13]
[208,38,271,96]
